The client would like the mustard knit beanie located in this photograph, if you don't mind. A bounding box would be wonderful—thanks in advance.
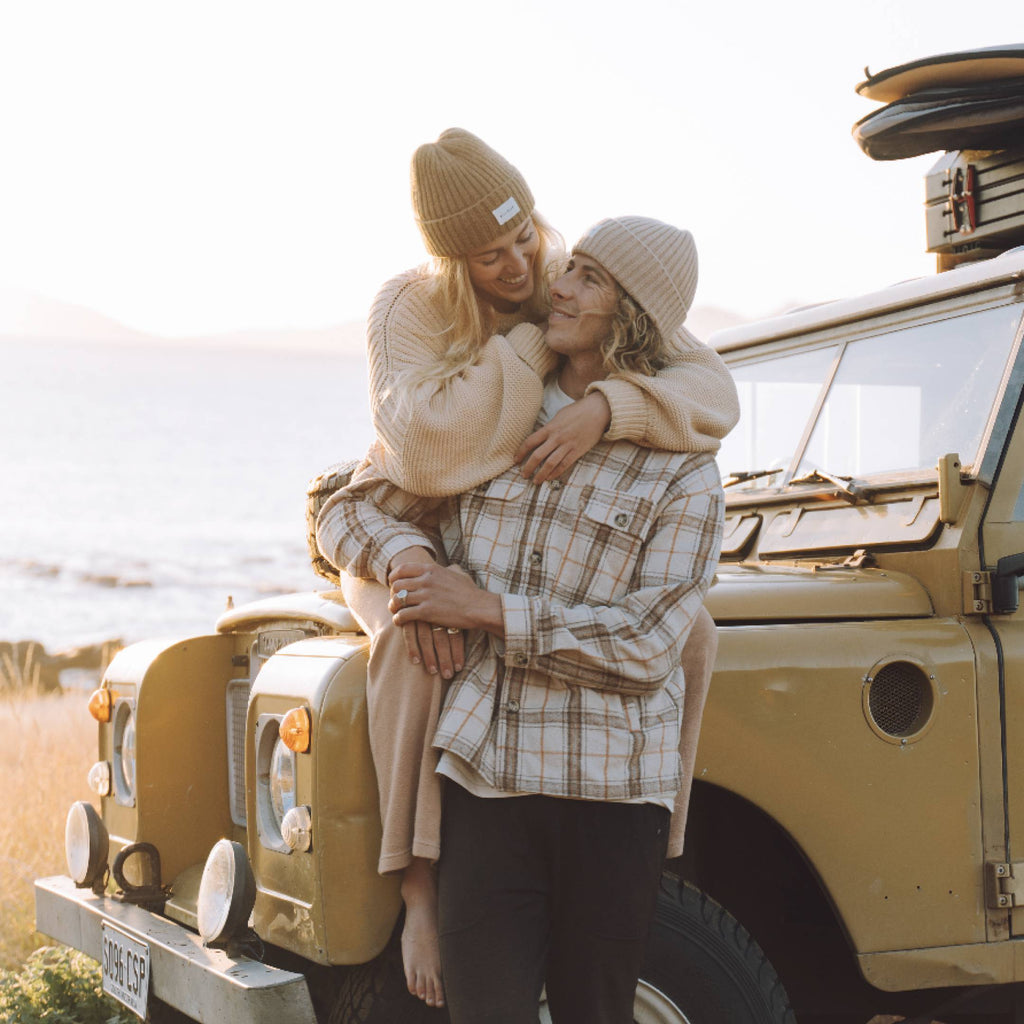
[411,128,535,257]
[573,216,698,339]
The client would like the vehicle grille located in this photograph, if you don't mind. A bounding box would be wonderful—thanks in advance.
[227,678,252,826]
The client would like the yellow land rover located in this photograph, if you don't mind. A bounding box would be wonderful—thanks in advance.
[34,50,1024,1024]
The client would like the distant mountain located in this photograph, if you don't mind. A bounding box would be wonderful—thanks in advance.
[0,287,367,354]
[173,322,367,354]
[0,286,747,354]
[0,287,145,343]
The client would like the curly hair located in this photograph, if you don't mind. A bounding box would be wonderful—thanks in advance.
[599,288,669,377]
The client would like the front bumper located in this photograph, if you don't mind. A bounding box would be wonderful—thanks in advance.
[35,875,315,1024]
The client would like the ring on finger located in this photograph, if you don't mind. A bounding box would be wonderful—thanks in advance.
[446,627,461,635]
[396,588,409,608]
[431,625,445,632]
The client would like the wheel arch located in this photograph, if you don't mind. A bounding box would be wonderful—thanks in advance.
[673,780,879,1018]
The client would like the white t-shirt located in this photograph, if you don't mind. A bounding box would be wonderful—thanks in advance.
[537,375,575,424]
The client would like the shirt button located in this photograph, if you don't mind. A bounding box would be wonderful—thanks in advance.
[507,699,520,713]
[550,480,563,491]
[512,652,528,667]
[614,513,629,528]
[529,551,542,565]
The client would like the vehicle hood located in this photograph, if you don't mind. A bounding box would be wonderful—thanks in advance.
[705,564,933,623]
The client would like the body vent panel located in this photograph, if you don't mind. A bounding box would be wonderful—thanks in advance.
[863,660,936,743]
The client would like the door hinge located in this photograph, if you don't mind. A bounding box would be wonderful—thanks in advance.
[964,570,992,615]
[986,862,1024,908]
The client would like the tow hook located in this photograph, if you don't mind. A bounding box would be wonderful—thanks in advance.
[111,842,171,911]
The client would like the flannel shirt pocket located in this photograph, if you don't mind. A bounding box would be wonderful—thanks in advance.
[581,488,653,534]
[562,487,655,602]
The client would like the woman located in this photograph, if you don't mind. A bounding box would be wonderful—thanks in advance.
[317,128,738,1009]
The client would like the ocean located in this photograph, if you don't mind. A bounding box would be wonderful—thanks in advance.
[0,336,375,653]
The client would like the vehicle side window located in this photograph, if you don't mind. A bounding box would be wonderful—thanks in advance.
[718,346,838,488]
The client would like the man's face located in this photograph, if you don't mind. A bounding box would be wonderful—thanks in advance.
[546,254,619,358]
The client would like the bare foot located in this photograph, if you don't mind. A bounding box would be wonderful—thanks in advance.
[400,857,444,1008]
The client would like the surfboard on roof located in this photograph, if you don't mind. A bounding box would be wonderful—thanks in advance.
[852,44,1024,160]
[857,44,1024,103]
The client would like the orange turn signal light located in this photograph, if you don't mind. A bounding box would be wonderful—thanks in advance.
[280,707,311,753]
[88,688,116,723]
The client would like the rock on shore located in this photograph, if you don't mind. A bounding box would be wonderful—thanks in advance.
[0,639,123,694]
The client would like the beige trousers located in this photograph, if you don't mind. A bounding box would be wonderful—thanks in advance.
[666,604,717,858]
[341,574,446,874]
[340,573,717,873]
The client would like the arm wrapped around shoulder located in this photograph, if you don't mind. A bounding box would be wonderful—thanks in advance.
[586,326,739,454]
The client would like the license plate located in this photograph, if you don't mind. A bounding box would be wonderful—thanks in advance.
[101,922,150,1018]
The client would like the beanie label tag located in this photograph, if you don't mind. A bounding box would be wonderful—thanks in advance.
[492,196,521,226]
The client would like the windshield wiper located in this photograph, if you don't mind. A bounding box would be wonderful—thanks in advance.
[788,468,875,504]
[723,468,784,489]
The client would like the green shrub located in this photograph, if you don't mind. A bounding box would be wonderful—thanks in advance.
[0,946,134,1024]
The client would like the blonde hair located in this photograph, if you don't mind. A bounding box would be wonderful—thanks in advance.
[402,213,563,391]
[600,288,668,377]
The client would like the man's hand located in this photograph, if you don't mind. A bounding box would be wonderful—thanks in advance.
[514,390,611,483]
[387,547,464,677]
[401,618,465,679]
[388,562,504,640]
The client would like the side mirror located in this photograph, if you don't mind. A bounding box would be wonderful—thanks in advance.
[993,553,1024,613]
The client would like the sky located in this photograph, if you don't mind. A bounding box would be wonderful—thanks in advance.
[0,1,1021,338]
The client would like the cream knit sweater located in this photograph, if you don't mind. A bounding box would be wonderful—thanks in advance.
[347,267,739,500]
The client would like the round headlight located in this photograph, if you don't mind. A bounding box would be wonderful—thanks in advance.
[197,839,255,946]
[65,801,109,888]
[121,714,136,792]
[113,700,137,805]
[256,715,302,853]
[269,738,297,826]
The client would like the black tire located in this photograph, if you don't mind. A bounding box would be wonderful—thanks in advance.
[317,880,793,1023]
[640,877,796,1024]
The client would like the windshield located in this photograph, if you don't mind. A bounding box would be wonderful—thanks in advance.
[719,303,1023,490]
[719,345,838,484]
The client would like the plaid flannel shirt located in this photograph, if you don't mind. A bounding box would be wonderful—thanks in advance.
[318,441,724,802]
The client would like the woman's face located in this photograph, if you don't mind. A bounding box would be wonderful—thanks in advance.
[466,218,540,312]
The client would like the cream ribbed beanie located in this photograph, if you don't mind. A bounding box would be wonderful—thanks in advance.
[411,129,535,257]
[573,216,698,339]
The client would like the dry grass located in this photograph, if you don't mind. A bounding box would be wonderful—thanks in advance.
[0,689,97,972]
[0,643,43,692]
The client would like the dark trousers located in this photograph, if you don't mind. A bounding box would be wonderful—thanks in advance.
[437,782,670,1024]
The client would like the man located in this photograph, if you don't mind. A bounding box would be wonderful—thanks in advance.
[326,216,724,1023]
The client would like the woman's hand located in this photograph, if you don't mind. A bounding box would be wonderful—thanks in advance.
[400,617,465,680]
[514,390,611,483]
[388,562,504,642]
